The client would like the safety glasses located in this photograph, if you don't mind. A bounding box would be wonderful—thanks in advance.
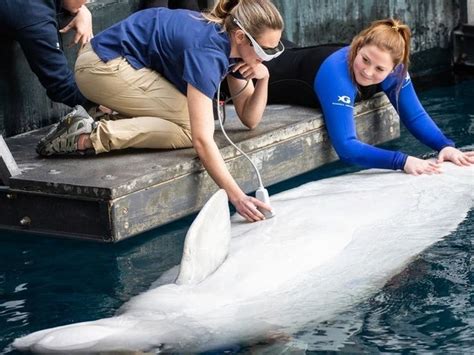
[233,17,285,61]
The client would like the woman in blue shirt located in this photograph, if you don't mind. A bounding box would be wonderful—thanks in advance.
[265,19,474,174]
[38,0,285,221]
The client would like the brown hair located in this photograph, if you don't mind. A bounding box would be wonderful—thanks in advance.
[202,0,284,39]
[349,18,411,83]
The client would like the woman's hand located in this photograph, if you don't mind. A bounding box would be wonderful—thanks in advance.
[60,5,93,47]
[232,62,269,81]
[230,193,273,222]
[403,156,441,175]
[437,147,474,166]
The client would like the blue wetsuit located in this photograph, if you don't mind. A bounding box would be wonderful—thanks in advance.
[266,45,454,170]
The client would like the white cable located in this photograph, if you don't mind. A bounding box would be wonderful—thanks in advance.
[217,81,264,189]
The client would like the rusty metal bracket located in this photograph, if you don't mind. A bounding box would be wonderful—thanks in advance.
[0,135,21,186]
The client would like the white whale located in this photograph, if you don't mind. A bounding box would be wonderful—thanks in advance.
[13,162,473,353]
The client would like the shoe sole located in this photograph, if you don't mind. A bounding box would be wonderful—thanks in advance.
[36,118,93,156]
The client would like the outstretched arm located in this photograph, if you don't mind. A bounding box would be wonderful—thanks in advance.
[383,74,454,152]
[187,83,271,221]
[382,73,474,170]
[318,100,408,170]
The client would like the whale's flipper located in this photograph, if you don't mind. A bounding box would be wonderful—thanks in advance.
[12,317,141,353]
[176,189,231,285]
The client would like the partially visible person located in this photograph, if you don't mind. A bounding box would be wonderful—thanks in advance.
[38,0,285,222]
[265,19,474,175]
[0,0,95,109]
[139,0,200,11]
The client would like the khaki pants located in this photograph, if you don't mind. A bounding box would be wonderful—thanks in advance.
[75,44,193,153]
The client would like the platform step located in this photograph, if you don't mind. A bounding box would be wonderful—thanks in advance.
[0,96,399,242]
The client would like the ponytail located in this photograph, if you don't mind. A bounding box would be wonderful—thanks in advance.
[204,0,239,24]
[203,0,283,38]
[203,0,239,25]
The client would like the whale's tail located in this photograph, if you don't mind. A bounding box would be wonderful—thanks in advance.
[12,190,231,353]
[12,317,142,353]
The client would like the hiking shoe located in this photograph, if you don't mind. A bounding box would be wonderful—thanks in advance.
[36,105,97,156]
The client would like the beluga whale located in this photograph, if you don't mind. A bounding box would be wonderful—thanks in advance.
[13,161,473,353]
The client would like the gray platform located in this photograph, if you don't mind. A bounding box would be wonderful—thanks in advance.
[0,93,399,242]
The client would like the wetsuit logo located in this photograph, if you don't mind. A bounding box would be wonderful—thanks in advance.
[402,72,411,89]
[332,95,353,108]
[338,96,351,104]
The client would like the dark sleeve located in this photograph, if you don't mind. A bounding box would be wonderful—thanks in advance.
[15,19,87,107]
[138,0,169,10]
[314,49,408,170]
[138,0,200,10]
[169,0,200,10]
[381,71,455,152]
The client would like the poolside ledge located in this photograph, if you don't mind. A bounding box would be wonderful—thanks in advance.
[0,93,399,242]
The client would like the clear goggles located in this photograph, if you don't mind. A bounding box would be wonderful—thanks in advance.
[232,17,285,61]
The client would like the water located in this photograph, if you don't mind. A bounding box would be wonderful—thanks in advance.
[0,77,473,354]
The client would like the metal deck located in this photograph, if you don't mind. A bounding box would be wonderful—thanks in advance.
[0,94,399,242]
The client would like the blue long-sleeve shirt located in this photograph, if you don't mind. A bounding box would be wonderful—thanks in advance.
[315,46,454,170]
[266,45,455,170]
[0,0,87,107]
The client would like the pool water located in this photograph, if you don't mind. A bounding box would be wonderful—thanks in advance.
[0,77,473,354]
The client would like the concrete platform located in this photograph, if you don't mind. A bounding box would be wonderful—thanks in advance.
[0,93,399,242]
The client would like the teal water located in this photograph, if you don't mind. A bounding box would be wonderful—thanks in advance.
[0,78,473,353]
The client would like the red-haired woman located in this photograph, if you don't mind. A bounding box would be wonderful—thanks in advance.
[266,19,474,174]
